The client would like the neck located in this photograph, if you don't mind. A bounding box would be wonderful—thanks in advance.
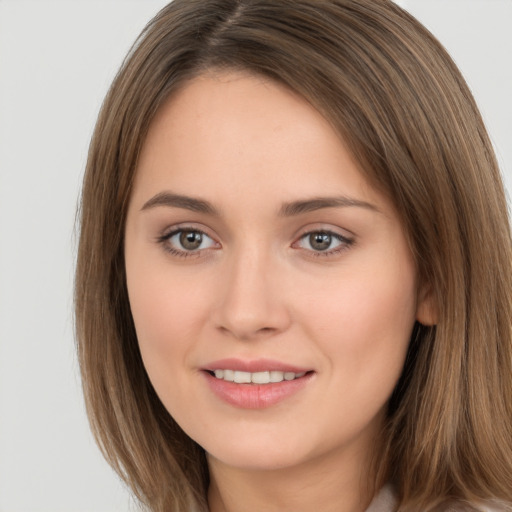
[207,442,379,512]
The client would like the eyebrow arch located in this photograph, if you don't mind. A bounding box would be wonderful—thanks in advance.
[141,192,218,215]
[279,196,380,216]
[141,192,379,217]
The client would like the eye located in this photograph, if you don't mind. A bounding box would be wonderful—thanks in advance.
[294,230,353,255]
[159,228,218,256]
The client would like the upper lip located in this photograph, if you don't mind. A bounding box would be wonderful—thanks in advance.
[203,358,311,374]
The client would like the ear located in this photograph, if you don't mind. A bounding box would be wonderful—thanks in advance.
[416,283,438,326]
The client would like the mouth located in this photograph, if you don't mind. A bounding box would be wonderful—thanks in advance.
[201,360,314,409]
[206,369,310,384]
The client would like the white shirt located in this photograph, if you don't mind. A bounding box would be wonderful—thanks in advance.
[366,485,509,512]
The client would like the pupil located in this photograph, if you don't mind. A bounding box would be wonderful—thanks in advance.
[180,231,202,250]
[310,232,331,251]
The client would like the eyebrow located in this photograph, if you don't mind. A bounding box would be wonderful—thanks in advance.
[278,196,380,216]
[141,192,219,215]
[140,191,379,216]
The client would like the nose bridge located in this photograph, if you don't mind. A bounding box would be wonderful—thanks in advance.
[214,238,290,339]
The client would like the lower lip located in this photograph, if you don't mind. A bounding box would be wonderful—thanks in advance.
[203,372,313,409]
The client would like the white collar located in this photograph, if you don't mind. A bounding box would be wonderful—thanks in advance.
[365,485,397,512]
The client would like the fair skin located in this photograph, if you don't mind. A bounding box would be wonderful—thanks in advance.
[124,71,434,512]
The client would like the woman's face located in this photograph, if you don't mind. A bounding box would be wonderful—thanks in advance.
[125,71,432,473]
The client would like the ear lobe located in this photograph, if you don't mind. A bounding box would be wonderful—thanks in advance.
[416,284,438,326]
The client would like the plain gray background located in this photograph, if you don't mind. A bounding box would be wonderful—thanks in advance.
[0,1,510,510]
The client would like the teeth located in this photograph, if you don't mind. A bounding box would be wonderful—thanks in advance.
[270,371,284,383]
[251,371,270,384]
[211,369,306,384]
[234,371,252,384]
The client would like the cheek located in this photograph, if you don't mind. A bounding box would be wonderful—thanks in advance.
[125,257,212,383]
[303,261,417,391]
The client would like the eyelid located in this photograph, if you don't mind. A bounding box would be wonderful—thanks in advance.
[291,226,355,256]
[154,222,354,259]
[157,221,218,240]
[156,223,221,257]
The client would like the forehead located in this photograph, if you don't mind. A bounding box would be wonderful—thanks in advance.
[131,70,384,214]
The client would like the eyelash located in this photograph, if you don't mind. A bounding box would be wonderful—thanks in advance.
[157,228,355,259]
[294,230,355,257]
[157,227,218,259]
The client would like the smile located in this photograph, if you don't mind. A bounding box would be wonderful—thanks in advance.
[203,364,314,409]
[211,369,307,384]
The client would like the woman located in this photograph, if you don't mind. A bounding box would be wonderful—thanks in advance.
[75,1,512,510]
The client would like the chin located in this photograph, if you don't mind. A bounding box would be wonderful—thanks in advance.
[206,444,309,472]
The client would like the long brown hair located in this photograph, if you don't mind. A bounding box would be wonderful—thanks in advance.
[75,1,512,510]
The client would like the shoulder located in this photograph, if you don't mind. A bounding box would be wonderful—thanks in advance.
[466,502,511,512]
[366,485,512,512]
[442,499,511,512]
[365,485,397,512]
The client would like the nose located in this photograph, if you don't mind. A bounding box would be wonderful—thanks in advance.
[212,246,292,341]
